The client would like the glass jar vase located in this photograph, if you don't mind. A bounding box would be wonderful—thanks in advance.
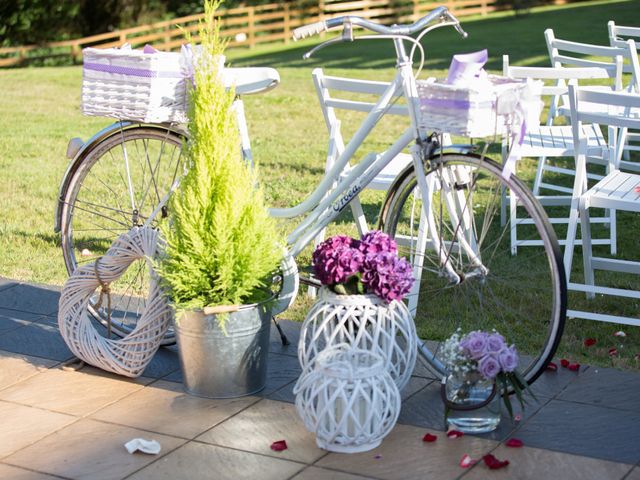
[441,372,501,434]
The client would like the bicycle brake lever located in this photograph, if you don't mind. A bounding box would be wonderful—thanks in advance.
[302,37,344,59]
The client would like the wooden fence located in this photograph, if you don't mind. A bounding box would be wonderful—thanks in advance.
[0,0,552,67]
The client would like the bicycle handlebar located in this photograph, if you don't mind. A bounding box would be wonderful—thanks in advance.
[292,6,467,41]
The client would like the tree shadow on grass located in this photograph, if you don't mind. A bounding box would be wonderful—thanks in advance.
[229,1,640,71]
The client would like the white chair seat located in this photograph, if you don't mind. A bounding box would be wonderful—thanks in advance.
[520,124,606,157]
[224,67,280,95]
[584,170,640,212]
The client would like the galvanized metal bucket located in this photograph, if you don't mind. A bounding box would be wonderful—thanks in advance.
[174,298,272,399]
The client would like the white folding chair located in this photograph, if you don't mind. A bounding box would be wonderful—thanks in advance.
[540,29,640,194]
[502,57,617,254]
[564,85,640,326]
[608,21,640,171]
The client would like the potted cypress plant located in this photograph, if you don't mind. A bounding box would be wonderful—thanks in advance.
[157,0,282,398]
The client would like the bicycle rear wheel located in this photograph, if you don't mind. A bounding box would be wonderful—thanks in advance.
[59,125,185,344]
[380,152,566,385]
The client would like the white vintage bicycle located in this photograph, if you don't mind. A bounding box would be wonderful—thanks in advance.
[56,7,566,384]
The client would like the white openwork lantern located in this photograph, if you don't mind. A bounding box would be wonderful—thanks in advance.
[298,287,417,391]
[294,344,400,453]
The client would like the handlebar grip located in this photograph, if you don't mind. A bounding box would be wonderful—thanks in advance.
[292,20,328,41]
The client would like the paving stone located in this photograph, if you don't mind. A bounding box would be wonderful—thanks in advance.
[0,283,60,316]
[0,308,43,334]
[626,467,640,480]
[3,418,185,480]
[0,464,61,480]
[128,442,305,480]
[198,398,325,464]
[291,466,376,480]
[0,321,73,362]
[557,366,640,412]
[270,319,301,356]
[316,423,498,480]
[0,401,76,458]
[0,365,151,416]
[0,278,19,292]
[511,399,640,464]
[141,345,180,379]
[529,362,586,399]
[397,379,549,442]
[91,380,259,439]
[0,350,57,391]
[461,444,634,480]
[265,378,296,404]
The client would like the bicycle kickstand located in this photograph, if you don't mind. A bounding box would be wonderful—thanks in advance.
[272,317,290,346]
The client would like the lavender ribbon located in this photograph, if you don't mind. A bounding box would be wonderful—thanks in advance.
[84,62,184,79]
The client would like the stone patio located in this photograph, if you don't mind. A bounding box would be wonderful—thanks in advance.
[0,278,638,479]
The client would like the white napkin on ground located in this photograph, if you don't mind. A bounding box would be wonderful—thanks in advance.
[124,438,161,455]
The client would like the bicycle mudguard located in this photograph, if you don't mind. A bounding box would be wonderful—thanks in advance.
[54,122,186,233]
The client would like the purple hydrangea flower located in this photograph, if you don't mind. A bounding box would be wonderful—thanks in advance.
[478,354,501,379]
[359,231,398,256]
[360,252,414,303]
[486,333,507,353]
[312,244,364,286]
[460,331,489,360]
[498,346,519,372]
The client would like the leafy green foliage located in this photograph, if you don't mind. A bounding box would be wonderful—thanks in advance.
[158,0,282,319]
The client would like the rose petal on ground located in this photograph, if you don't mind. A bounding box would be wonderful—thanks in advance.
[583,338,597,347]
[613,331,627,337]
[546,361,558,372]
[270,440,288,452]
[560,358,570,368]
[568,363,580,371]
[505,438,524,448]
[483,454,510,470]
[514,414,522,422]
[422,433,438,442]
[374,454,382,459]
[459,454,477,468]
[609,348,618,357]
[447,430,464,439]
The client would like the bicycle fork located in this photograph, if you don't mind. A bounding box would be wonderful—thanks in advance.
[407,143,488,314]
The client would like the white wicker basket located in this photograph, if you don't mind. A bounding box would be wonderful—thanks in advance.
[417,75,541,138]
[82,46,190,124]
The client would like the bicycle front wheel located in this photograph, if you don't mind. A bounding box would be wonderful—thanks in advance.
[59,125,186,344]
[380,153,566,385]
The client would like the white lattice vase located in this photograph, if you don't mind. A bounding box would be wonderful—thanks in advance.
[294,344,400,453]
[298,287,417,391]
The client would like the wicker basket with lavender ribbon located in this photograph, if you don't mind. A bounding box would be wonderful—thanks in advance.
[81,45,194,124]
[416,75,541,138]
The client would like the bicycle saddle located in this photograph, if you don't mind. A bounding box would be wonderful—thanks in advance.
[223,67,280,95]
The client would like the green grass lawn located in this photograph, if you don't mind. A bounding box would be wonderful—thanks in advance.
[0,0,639,369]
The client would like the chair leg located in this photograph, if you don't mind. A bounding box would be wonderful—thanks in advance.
[610,208,617,256]
[579,199,596,300]
[563,199,581,281]
[533,155,548,196]
[510,187,518,256]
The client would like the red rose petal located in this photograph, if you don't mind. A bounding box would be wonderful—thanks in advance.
[568,363,580,371]
[635,186,640,193]
[583,338,597,347]
[560,358,570,368]
[447,430,464,439]
[270,440,288,452]
[483,454,510,470]
[505,438,524,448]
[609,348,618,357]
[423,433,438,443]
[374,454,382,459]
[546,361,558,372]
[459,454,477,468]
[514,414,522,422]
[613,331,627,337]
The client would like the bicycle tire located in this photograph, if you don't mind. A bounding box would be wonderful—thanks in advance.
[379,152,566,386]
[59,125,186,345]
